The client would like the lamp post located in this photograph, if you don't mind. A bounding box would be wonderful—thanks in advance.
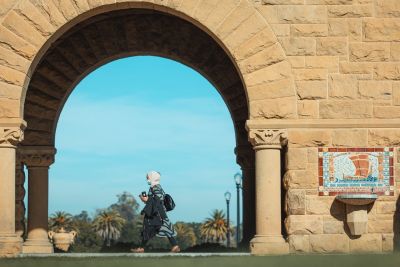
[234,172,242,247]
[224,191,231,248]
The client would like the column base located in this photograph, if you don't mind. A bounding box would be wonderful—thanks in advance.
[22,238,53,254]
[0,234,22,257]
[250,235,289,255]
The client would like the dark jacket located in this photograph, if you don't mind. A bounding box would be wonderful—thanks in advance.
[140,195,167,241]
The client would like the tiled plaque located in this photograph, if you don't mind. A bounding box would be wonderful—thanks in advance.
[318,148,394,196]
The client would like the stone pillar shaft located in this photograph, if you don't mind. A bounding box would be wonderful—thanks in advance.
[0,126,25,256]
[248,129,289,255]
[21,147,55,254]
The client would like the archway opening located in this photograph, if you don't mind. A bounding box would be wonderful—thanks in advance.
[18,7,255,253]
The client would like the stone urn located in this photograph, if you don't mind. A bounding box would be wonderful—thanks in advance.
[48,227,77,252]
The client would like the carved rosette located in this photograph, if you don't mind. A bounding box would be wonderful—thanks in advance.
[20,147,56,168]
[248,129,288,149]
[0,127,24,148]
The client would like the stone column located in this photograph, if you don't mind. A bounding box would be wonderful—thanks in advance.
[248,129,289,255]
[15,151,26,238]
[235,145,255,245]
[21,147,56,254]
[0,126,25,256]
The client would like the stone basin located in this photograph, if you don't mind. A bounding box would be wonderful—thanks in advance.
[336,194,378,206]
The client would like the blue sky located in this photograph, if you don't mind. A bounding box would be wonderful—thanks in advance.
[48,56,242,224]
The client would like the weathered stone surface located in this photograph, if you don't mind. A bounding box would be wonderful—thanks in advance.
[284,169,319,189]
[306,196,334,215]
[291,24,328,37]
[294,69,327,81]
[364,19,400,42]
[0,81,22,100]
[286,148,308,170]
[340,62,372,74]
[374,63,400,80]
[234,28,277,61]
[276,5,327,24]
[319,100,372,118]
[0,65,26,86]
[247,78,295,100]
[250,97,297,119]
[348,19,363,41]
[316,37,347,56]
[359,81,392,100]
[373,106,400,119]
[349,43,390,62]
[376,201,396,214]
[305,56,339,73]
[0,98,19,118]
[243,60,292,87]
[305,0,353,4]
[0,25,37,60]
[307,148,318,163]
[393,82,400,105]
[287,56,305,68]
[309,234,349,253]
[288,235,310,253]
[391,43,400,61]
[285,215,323,235]
[349,234,382,253]
[0,46,30,73]
[369,129,400,146]
[263,0,304,4]
[286,189,306,215]
[288,130,331,147]
[298,100,319,118]
[270,24,290,37]
[375,0,400,18]
[279,37,316,56]
[328,5,373,18]
[332,129,368,147]
[239,43,285,73]
[328,74,358,99]
[323,218,345,234]
[224,12,267,51]
[296,81,327,100]
[368,219,393,234]
[382,233,394,252]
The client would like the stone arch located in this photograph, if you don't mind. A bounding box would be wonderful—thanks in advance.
[0,0,296,256]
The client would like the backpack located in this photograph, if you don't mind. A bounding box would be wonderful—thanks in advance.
[164,194,175,212]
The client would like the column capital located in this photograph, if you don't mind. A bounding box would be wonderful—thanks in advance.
[234,145,255,170]
[20,146,56,168]
[248,129,288,149]
[0,126,25,148]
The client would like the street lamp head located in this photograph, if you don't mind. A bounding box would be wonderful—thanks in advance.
[224,191,231,201]
[234,172,242,186]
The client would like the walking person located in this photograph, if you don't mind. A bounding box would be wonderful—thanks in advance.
[131,171,180,253]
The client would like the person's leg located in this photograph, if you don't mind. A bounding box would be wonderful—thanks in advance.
[168,237,177,247]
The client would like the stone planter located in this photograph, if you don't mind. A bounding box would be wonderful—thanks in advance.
[48,227,77,252]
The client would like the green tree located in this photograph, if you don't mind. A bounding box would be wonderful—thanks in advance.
[49,211,73,231]
[200,209,230,243]
[92,210,126,247]
[175,222,197,250]
[71,211,102,252]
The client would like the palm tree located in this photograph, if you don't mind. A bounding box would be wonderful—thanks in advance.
[49,211,73,232]
[92,210,126,247]
[175,222,197,249]
[200,209,230,243]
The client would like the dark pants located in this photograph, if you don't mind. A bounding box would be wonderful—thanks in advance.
[140,236,177,247]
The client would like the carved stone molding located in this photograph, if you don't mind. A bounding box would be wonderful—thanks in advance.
[0,127,24,148]
[248,129,288,148]
[235,145,255,170]
[20,147,56,168]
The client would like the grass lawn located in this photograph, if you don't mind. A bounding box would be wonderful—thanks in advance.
[1,253,399,267]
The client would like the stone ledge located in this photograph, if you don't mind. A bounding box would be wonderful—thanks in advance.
[247,119,400,129]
